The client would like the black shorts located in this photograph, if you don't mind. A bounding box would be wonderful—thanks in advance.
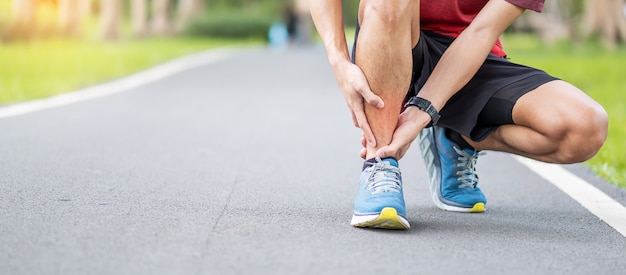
[351,27,558,141]
[411,31,558,141]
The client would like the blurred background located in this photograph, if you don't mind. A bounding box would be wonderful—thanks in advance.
[0,0,624,186]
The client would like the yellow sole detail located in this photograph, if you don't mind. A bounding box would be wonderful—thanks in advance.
[353,208,410,230]
[468,202,485,213]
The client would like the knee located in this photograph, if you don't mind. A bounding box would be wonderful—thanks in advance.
[359,0,412,26]
[558,104,608,163]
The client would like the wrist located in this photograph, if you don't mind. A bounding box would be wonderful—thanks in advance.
[325,43,351,66]
[404,96,440,127]
[407,107,433,128]
[329,55,352,72]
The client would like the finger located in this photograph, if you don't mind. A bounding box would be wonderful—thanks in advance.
[395,143,411,160]
[376,145,397,159]
[356,113,376,147]
[350,111,359,128]
[360,134,367,159]
[348,64,385,109]
[376,125,416,159]
[359,86,385,109]
[376,143,411,160]
[352,102,377,147]
[361,134,366,148]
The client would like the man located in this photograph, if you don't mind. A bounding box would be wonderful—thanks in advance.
[308,0,608,230]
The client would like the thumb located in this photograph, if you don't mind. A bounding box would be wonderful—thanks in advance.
[360,86,385,109]
[376,145,397,159]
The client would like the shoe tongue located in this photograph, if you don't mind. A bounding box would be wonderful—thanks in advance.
[381,157,398,167]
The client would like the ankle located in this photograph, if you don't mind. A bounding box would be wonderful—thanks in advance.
[381,157,398,167]
[362,157,398,170]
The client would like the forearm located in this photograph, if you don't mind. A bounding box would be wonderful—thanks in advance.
[417,0,525,111]
[308,0,351,72]
[417,28,497,111]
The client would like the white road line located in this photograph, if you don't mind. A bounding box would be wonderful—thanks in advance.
[0,47,239,119]
[515,156,626,237]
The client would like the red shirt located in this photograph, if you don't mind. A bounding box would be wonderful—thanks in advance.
[420,0,545,57]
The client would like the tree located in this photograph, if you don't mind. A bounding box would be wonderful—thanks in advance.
[58,0,81,36]
[151,0,173,36]
[509,0,626,47]
[100,0,121,40]
[79,0,93,19]
[176,0,203,32]
[3,0,36,41]
[131,0,149,37]
[583,0,626,47]
[510,0,571,44]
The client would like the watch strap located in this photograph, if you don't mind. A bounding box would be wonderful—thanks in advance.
[404,96,440,127]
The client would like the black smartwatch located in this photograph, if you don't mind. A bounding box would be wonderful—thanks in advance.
[404,96,440,127]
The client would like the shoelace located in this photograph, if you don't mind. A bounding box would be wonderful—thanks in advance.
[453,147,483,189]
[366,158,402,195]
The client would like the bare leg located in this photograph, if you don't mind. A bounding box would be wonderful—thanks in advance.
[468,80,608,163]
[355,0,420,159]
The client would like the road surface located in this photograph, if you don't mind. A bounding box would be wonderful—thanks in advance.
[1,46,625,275]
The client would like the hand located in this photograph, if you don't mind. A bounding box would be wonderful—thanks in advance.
[375,106,431,160]
[335,61,384,148]
[360,134,367,159]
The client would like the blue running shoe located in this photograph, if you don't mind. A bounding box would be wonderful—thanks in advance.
[418,126,486,213]
[351,157,410,229]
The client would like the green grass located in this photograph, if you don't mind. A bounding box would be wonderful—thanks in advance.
[0,37,260,104]
[502,34,626,188]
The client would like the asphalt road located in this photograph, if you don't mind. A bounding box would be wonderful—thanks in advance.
[1,46,625,275]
